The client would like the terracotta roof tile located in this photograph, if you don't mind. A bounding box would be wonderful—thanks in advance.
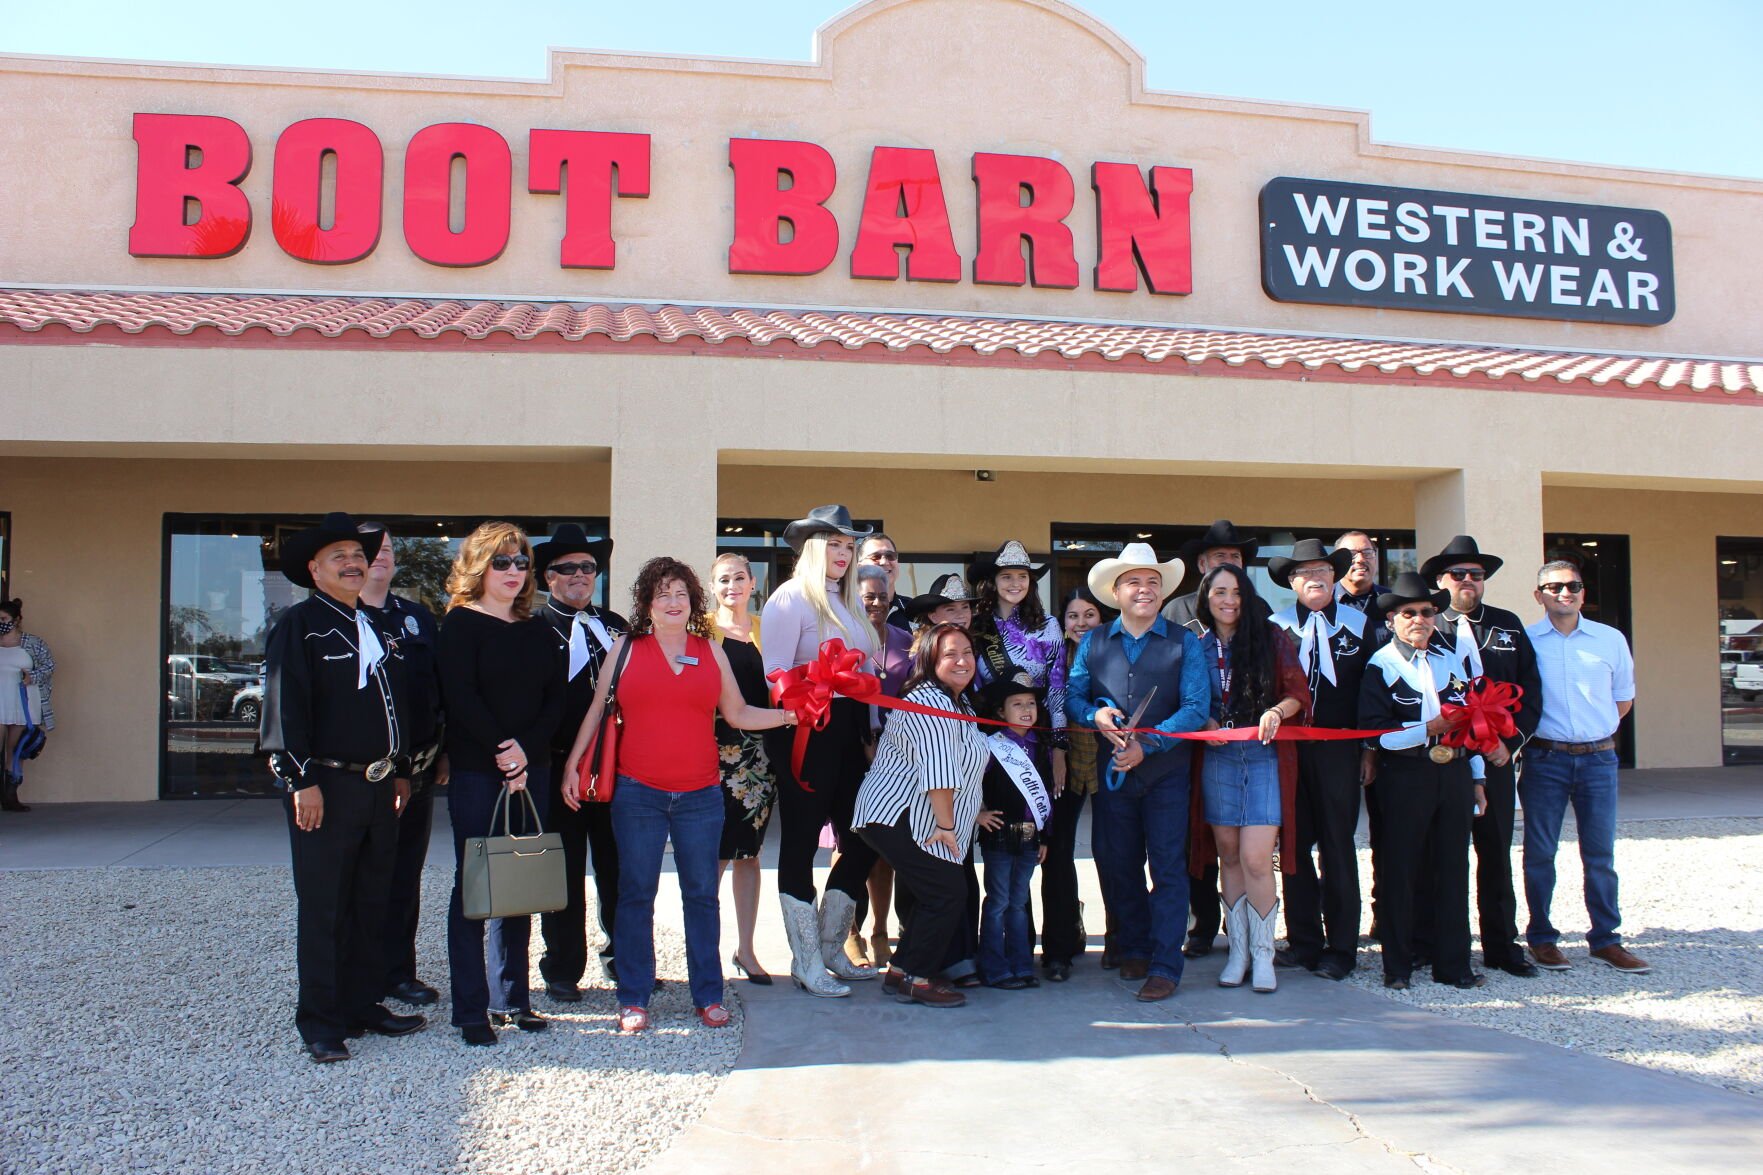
[0,287,1756,398]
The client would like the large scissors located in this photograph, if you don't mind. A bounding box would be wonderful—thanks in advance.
[1102,686,1158,791]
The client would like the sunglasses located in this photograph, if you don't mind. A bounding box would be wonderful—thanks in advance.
[1443,568,1486,582]
[1539,581,1585,595]
[548,561,598,577]
[1395,608,1439,620]
[489,554,532,572]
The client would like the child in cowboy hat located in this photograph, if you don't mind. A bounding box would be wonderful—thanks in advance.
[974,671,1053,989]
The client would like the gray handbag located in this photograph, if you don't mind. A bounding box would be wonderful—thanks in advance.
[461,785,567,920]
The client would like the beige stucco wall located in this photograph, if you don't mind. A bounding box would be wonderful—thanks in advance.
[1,0,1760,356]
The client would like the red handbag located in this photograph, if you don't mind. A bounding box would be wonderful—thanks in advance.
[576,636,634,803]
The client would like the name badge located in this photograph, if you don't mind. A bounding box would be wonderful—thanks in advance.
[676,655,700,667]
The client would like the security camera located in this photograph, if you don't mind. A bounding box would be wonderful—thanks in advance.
[975,469,995,482]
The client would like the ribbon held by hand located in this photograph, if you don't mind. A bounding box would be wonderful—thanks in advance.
[1439,676,1523,756]
[767,639,881,790]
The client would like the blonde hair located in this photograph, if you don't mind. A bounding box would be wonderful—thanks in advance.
[446,521,537,619]
[791,532,877,650]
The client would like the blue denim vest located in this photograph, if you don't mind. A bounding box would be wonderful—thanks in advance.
[1086,627,1192,794]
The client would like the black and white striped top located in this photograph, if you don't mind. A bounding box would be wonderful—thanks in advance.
[852,682,989,863]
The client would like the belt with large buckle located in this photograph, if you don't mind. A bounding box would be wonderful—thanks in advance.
[313,757,397,782]
[1532,737,1616,755]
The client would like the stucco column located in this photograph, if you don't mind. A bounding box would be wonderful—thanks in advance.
[1413,466,1545,617]
[610,433,718,584]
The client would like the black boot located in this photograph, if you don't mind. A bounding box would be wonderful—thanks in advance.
[0,773,28,812]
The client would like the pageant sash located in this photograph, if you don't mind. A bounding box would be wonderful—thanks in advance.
[987,733,1052,829]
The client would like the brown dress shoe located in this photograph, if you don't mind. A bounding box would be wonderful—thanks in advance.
[898,977,966,1008]
[1529,943,1572,970]
[1589,945,1652,974]
[1117,958,1150,981]
[882,967,905,994]
[1136,976,1178,1002]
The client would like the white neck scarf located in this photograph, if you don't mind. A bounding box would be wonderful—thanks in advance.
[1394,641,1442,723]
[355,611,387,690]
[567,611,613,681]
[1298,609,1338,686]
[1452,613,1484,678]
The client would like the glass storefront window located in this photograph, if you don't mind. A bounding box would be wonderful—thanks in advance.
[1717,537,1763,765]
[162,514,607,798]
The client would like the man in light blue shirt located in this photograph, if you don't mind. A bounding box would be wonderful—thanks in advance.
[1521,560,1649,974]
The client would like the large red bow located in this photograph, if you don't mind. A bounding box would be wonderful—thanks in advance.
[1440,676,1523,755]
[767,639,881,790]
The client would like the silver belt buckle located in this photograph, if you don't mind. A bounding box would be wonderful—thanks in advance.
[365,758,395,783]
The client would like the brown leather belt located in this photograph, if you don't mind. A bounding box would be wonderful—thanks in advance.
[1531,737,1616,755]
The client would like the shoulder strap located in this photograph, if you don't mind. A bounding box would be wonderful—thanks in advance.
[604,635,636,705]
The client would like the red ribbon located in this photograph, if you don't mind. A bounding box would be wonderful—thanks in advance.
[769,639,1398,786]
[1439,676,1523,755]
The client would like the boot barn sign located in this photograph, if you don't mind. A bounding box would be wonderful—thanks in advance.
[125,114,1195,295]
[1259,177,1674,325]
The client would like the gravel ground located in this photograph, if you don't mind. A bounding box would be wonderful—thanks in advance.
[1339,816,1763,1096]
[0,865,742,1175]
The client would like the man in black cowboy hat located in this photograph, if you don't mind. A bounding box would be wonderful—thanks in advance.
[529,524,630,1000]
[1268,539,1372,980]
[1358,572,1487,991]
[1160,521,1267,958]
[261,512,426,1062]
[354,521,446,1010]
[1420,535,1542,978]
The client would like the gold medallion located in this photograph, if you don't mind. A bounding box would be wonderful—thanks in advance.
[1428,744,1455,765]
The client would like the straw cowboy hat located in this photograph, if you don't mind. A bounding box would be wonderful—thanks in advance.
[1086,542,1185,602]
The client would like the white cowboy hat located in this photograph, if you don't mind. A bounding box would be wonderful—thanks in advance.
[1086,542,1185,602]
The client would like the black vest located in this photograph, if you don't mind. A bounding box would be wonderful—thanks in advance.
[1085,625,1192,791]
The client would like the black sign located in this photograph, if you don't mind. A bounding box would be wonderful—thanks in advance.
[1260,177,1673,326]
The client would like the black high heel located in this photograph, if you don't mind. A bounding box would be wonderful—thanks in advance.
[731,954,773,986]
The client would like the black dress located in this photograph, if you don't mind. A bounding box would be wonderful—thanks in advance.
[716,632,777,860]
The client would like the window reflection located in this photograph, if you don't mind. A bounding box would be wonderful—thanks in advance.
[1718,537,1763,765]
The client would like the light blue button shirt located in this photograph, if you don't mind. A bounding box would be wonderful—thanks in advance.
[1526,615,1635,743]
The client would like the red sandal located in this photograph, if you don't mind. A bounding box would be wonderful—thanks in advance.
[617,1006,649,1034]
[695,1003,731,1028]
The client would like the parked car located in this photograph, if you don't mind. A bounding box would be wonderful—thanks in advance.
[231,680,264,726]
[166,654,256,721]
[1735,662,1763,702]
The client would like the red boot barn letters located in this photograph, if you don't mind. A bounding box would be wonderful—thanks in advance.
[128,114,1193,296]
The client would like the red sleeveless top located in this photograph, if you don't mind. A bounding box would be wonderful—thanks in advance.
[616,634,722,792]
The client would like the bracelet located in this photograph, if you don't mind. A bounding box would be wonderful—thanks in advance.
[935,823,954,831]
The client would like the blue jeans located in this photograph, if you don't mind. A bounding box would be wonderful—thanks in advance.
[610,778,725,1009]
[446,771,549,1027]
[1519,748,1623,950]
[978,843,1038,983]
[1090,767,1192,983]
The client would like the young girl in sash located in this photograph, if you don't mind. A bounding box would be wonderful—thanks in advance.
[975,672,1054,989]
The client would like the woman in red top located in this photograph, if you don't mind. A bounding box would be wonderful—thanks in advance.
[563,557,795,1034]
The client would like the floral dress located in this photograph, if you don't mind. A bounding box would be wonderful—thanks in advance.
[715,624,777,861]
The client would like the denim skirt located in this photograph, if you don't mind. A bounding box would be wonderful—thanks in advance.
[1201,739,1282,827]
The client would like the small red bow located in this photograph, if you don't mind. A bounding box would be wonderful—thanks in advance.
[767,639,881,789]
[1440,677,1523,755]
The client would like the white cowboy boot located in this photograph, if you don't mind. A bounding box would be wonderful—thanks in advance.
[1250,899,1280,993]
[819,890,879,980]
[1217,896,1250,988]
[779,895,849,997]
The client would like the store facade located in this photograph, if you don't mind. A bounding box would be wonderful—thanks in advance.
[2,0,1760,802]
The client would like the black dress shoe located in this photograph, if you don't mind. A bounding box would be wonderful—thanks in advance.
[1383,975,1411,990]
[1022,976,1041,988]
[1491,958,1540,979]
[1314,958,1351,982]
[990,976,1031,990]
[1442,973,1488,990]
[306,1039,350,1063]
[491,1010,549,1032]
[1046,962,1072,983]
[545,981,584,1003]
[351,1006,427,1037]
[1182,934,1214,959]
[387,980,440,1007]
[461,1023,497,1047]
[1273,948,1316,971]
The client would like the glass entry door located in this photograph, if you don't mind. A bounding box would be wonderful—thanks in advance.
[1717,537,1763,765]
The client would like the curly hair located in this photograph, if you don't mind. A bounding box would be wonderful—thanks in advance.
[445,522,536,619]
[1194,563,1277,725]
[902,622,976,706]
[628,557,712,637]
[973,562,1049,634]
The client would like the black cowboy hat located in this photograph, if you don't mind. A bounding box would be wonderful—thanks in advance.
[976,670,1045,717]
[905,572,979,619]
[967,539,1048,584]
[1376,571,1450,616]
[533,524,613,578]
[280,512,382,590]
[1267,538,1355,586]
[1179,519,1260,564]
[1420,535,1505,583]
[782,504,873,553]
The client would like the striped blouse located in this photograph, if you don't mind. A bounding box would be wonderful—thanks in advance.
[851,681,989,863]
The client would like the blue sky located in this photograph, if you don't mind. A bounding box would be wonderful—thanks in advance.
[5,0,1759,179]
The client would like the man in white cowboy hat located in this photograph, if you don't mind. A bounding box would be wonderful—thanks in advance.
[1066,543,1211,1001]
[260,512,426,1063]
[1423,535,1542,979]
[1267,538,1372,980]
